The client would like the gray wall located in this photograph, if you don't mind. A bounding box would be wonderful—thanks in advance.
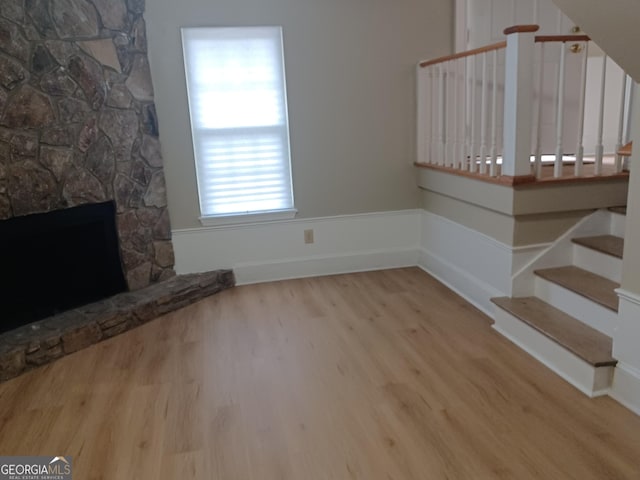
[145,0,453,229]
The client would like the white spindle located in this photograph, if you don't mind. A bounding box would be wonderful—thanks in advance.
[448,60,456,167]
[595,55,607,175]
[479,52,488,174]
[443,62,450,167]
[623,78,634,171]
[615,72,628,173]
[465,58,472,171]
[574,42,588,177]
[458,58,466,169]
[417,66,428,164]
[534,43,545,178]
[438,64,445,165]
[469,56,477,172]
[452,59,460,169]
[554,43,567,178]
[429,67,436,163]
[489,49,499,176]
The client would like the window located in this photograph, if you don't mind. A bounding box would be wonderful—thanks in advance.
[181,26,296,225]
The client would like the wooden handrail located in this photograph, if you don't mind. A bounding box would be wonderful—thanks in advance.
[419,41,506,68]
[503,25,540,35]
[619,141,633,157]
[535,34,591,43]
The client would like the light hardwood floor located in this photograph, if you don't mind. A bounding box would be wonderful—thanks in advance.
[1,268,639,479]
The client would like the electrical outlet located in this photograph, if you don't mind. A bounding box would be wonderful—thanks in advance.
[304,229,314,244]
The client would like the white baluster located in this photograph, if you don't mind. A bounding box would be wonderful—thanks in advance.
[479,52,488,174]
[595,55,608,175]
[623,78,634,171]
[417,66,427,164]
[469,55,477,173]
[615,72,628,173]
[574,42,588,176]
[452,59,459,169]
[465,57,472,171]
[429,67,436,163]
[534,43,545,178]
[449,61,456,167]
[489,49,499,176]
[554,43,567,178]
[443,62,449,167]
[438,63,445,165]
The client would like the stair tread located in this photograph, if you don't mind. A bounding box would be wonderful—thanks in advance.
[534,266,619,312]
[609,206,627,215]
[491,296,616,367]
[572,235,624,259]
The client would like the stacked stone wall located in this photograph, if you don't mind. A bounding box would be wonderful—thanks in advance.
[0,0,175,289]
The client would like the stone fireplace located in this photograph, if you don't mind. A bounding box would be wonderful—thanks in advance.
[0,0,175,292]
[0,0,236,382]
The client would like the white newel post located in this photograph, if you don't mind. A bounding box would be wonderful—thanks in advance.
[501,25,539,177]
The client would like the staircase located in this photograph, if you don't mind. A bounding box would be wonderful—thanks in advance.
[491,207,626,397]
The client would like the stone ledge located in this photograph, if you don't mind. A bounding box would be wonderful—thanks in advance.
[0,269,235,382]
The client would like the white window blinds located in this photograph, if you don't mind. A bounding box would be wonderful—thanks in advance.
[181,26,295,221]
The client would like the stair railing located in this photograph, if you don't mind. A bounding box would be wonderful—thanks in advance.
[417,24,634,181]
[417,40,507,176]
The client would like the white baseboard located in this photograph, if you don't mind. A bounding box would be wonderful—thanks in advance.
[234,247,418,285]
[171,209,421,284]
[417,248,501,317]
[610,362,640,416]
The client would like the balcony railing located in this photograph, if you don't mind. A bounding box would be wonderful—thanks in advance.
[416,25,634,182]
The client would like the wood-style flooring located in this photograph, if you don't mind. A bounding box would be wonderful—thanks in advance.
[0,268,639,479]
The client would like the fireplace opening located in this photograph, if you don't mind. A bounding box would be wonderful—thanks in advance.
[0,201,128,335]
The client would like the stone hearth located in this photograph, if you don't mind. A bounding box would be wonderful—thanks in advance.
[0,269,235,382]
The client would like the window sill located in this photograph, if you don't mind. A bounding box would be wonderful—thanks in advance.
[199,208,298,227]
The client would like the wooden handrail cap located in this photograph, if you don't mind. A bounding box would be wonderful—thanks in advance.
[504,24,540,35]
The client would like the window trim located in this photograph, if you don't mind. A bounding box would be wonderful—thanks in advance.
[181,25,296,226]
[199,207,298,227]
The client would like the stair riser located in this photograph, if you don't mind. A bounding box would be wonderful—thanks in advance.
[534,277,617,336]
[572,244,622,283]
[493,307,614,397]
[610,211,626,238]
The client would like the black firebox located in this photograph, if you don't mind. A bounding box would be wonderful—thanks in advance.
[0,201,128,334]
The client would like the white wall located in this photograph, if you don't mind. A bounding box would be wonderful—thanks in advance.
[145,0,453,230]
[611,86,640,415]
[552,0,640,82]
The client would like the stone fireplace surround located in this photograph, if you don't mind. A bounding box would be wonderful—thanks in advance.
[0,0,175,289]
[0,0,235,380]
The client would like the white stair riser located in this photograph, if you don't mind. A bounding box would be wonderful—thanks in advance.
[534,277,617,336]
[572,245,622,283]
[610,212,626,238]
[493,307,614,397]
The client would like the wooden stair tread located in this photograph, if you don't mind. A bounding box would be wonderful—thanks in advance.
[572,235,624,259]
[534,266,619,312]
[491,297,616,367]
[608,206,627,215]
